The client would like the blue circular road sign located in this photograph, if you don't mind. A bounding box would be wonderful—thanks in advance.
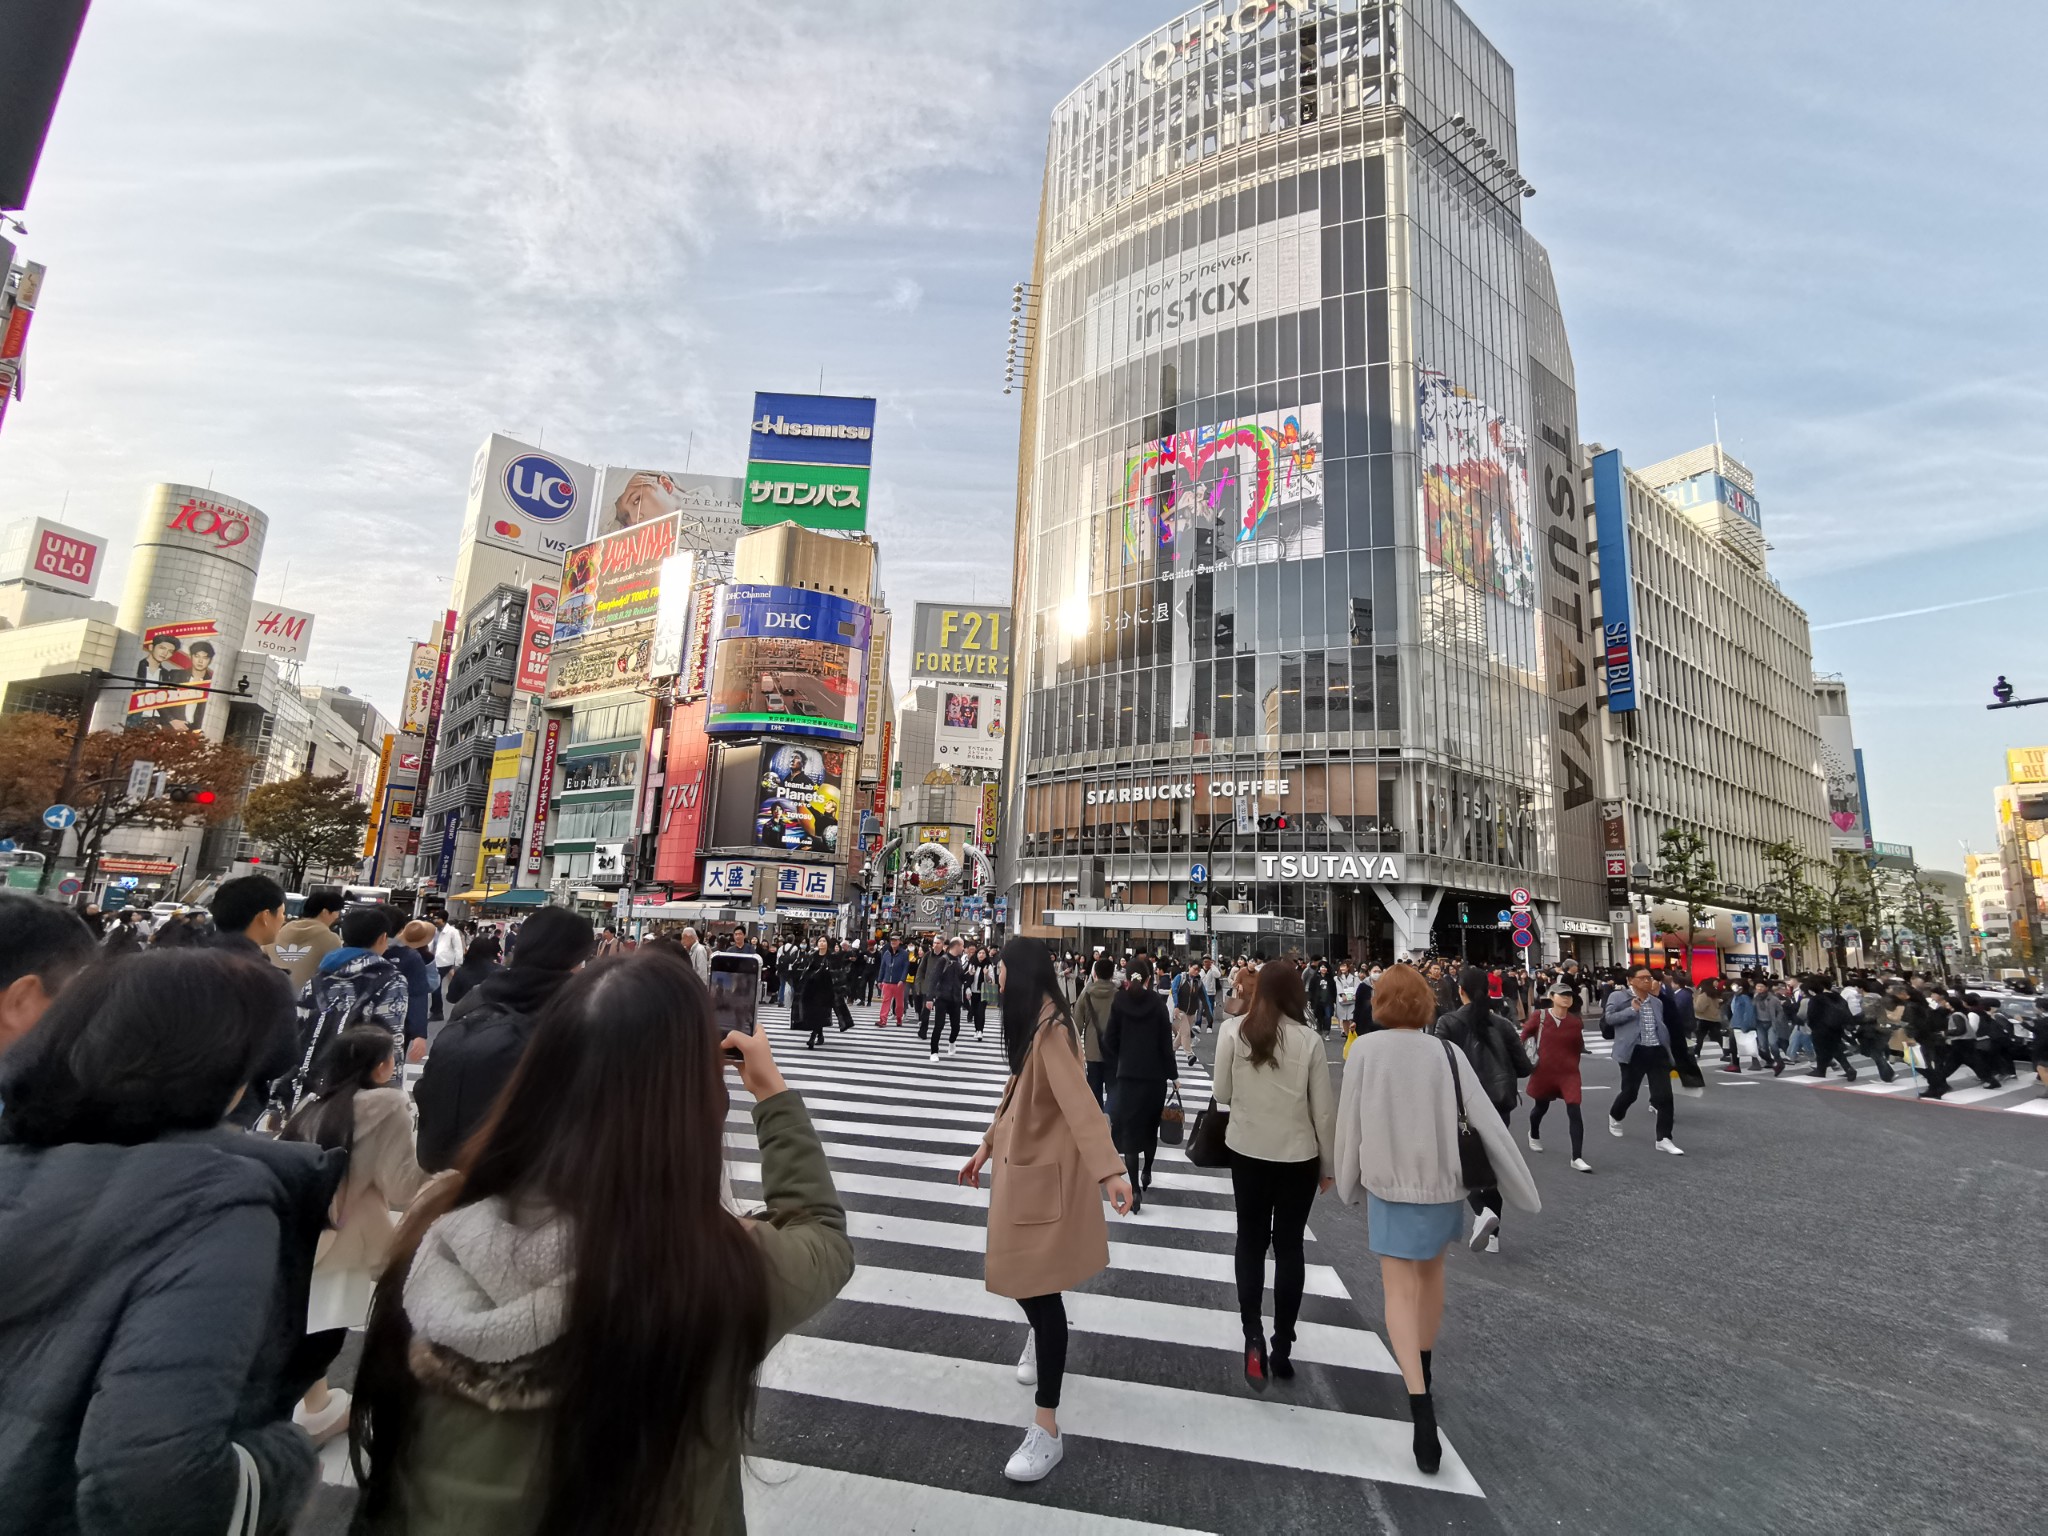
[1190,863,1209,884]
[58,878,81,896]
[41,804,77,831]
[1511,929,1535,947]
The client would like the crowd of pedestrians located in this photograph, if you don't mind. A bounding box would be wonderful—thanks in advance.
[6,877,2044,1530]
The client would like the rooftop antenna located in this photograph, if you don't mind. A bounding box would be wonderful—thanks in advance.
[818,367,825,392]
[685,429,695,471]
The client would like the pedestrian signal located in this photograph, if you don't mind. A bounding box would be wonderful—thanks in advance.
[1185,898,1200,923]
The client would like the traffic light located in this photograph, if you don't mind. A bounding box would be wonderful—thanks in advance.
[1458,902,1470,924]
[1256,814,1290,832]
[1185,898,1200,923]
[165,784,216,805]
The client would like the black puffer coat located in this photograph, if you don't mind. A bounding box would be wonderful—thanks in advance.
[1437,1000,1531,1110]
[413,965,574,1172]
[0,1129,340,1536]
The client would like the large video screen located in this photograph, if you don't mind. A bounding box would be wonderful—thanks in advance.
[754,742,847,854]
[706,584,871,742]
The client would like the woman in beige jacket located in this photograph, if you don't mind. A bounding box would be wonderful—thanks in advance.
[960,938,1132,1486]
[1211,960,1336,1391]
[281,1023,429,1443]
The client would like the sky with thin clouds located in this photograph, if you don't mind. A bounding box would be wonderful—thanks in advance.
[1,0,2040,870]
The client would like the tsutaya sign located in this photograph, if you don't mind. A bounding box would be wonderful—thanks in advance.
[1084,777,1290,807]
[1258,852,1405,882]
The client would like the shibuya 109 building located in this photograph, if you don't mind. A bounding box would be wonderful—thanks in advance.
[1003,0,1611,964]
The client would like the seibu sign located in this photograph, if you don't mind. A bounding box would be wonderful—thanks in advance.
[1085,776,1289,807]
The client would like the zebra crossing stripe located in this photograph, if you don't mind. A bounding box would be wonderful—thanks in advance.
[742,1457,1219,1534]
[758,1334,1483,1495]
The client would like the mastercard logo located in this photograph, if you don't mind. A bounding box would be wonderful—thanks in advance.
[493,519,522,539]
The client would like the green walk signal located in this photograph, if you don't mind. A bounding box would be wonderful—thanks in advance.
[1186,899,1200,923]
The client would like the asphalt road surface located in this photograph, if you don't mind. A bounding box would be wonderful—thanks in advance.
[294,1002,2047,1535]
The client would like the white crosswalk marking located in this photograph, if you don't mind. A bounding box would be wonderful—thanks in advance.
[734,999,1485,1520]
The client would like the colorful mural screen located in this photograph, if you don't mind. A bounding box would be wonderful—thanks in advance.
[1417,368,1535,609]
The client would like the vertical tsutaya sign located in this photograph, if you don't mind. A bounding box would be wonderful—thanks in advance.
[514,583,558,696]
[525,718,560,877]
[743,391,877,532]
[1590,450,1638,713]
[654,699,711,889]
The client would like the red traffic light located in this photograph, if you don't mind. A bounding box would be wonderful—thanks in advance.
[1274,814,1288,830]
[192,790,216,805]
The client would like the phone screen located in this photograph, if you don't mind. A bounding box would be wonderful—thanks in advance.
[708,953,761,1037]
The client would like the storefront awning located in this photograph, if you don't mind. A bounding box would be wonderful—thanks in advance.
[453,886,552,907]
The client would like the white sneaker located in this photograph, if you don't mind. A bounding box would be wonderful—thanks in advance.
[1655,1138,1686,1156]
[1484,1234,1500,1254]
[1017,1333,1037,1386]
[1004,1424,1063,1483]
[929,1053,940,1062]
[1570,1157,1593,1173]
[292,1388,350,1445]
[1527,1134,1543,1153]
[1608,1117,1624,1138]
[1468,1210,1499,1251]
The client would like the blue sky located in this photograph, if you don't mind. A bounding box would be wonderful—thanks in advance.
[0,0,2039,868]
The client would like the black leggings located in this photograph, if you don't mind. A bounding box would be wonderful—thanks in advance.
[1019,1293,1067,1410]
[1529,1096,1583,1158]
[1228,1152,1319,1348]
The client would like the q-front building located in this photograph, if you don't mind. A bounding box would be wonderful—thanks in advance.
[1003,0,1610,963]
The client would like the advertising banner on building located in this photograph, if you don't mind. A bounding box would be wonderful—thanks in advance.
[473,735,525,887]
[702,860,839,904]
[682,584,715,698]
[979,779,1000,847]
[1818,713,1869,851]
[648,552,697,680]
[414,608,457,840]
[461,433,596,565]
[909,603,1011,680]
[743,392,877,532]
[515,583,558,695]
[362,733,395,860]
[2007,747,2048,786]
[859,609,890,781]
[1418,368,1534,610]
[436,807,461,893]
[874,719,892,817]
[1,516,106,596]
[525,718,560,877]
[933,687,1006,770]
[547,626,655,702]
[400,641,438,734]
[125,619,220,730]
[595,468,744,550]
[654,700,710,888]
[554,514,681,644]
[706,583,871,741]
[1590,450,1639,713]
[242,605,315,662]
[753,741,847,854]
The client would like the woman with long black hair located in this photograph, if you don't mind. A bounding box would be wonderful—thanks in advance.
[959,939,1131,1485]
[350,946,853,1534]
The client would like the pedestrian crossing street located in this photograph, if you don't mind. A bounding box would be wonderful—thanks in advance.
[1579,1034,2048,1117]
[727,999,1489,1533]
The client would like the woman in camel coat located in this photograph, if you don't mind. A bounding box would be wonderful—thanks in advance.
[960,938,1132,1488]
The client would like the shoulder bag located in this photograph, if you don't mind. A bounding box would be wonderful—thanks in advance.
[1157,1084,1185,1146]
[1438,1037,1497,1193]
[1185,1093,1230,1167]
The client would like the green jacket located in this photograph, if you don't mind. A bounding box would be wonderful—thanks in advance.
[361,1091,852,1535]
[1073,978,1117,1063]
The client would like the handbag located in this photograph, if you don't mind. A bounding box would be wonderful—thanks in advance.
[1185,1096,1231,1167]
[1157,1085,1185,1146]
[225,1443,260,1536]
[1438,1038,1497,1193]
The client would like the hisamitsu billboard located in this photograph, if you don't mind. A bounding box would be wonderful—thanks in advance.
[748,392,877,468]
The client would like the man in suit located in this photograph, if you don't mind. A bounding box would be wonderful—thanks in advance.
[1603,964,1685,1156]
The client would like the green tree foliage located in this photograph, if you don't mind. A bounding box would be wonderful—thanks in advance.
[242,772,371,888]
[0,712,70,842]
[1654,827,1721,945]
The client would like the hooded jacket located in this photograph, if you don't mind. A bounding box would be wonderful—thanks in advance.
[357,1091,851,1536]
[0,1129,341,1536]
[413,966,574,1173]
[1072,977,1117,1064]
[269,916,341,994]
[1436,999,1530,1109]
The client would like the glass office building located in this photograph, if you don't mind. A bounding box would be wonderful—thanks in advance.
[1006,0,1605,960]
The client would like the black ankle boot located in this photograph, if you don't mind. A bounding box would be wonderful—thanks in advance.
[1409,1391,1441,1474]
[1421,1349,1432,1390]
[1268,1336,1294,1380]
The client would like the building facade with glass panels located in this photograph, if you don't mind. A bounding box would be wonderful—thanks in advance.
[1004,0,1608,963]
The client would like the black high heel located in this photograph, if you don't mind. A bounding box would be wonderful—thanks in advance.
[1409,1391,1441,1474]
